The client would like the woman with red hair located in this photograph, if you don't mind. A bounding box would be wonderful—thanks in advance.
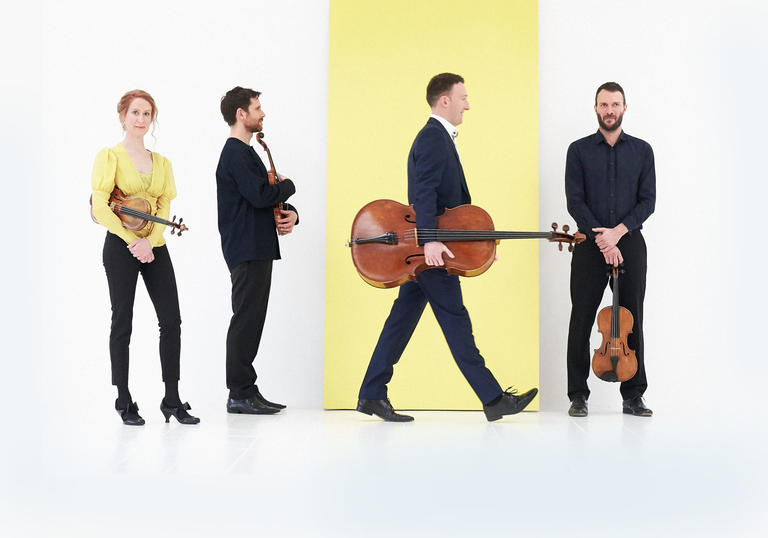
[91,90,199,425]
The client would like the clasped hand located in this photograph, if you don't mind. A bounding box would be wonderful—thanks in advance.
[127,238,154,263]
[592,224,627,267]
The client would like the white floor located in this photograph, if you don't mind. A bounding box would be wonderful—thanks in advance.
[3,403,765,537]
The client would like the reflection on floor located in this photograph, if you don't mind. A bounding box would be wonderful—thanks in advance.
[3,407,765,537]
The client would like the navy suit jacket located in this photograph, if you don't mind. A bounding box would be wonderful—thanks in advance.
[407,117,471,244]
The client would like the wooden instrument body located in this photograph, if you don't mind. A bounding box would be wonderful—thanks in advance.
[90,186,188,237]
[350,200,497,288]
[591,267,638,382]
[90,188,153,236]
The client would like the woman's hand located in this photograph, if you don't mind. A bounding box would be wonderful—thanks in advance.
[127,238,154,263]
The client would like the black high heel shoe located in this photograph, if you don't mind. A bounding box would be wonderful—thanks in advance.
[115,399,145,426]
[160,399,201,424]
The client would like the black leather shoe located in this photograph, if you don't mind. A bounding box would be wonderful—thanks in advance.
[227,395,281,415]
[255,386,285,410]
[483,387,538,421]
[115,399,145,426]
[568,395,588,417]
[623,396,653,416]
[160,399,201,424]
[357,398,414,422]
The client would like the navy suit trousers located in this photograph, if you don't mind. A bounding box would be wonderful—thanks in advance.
[359,268,503,405]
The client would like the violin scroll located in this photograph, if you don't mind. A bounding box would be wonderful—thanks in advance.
[550,222,585,252]
[170,215,188,236]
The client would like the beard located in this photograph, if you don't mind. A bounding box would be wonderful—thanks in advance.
[597,111,623,132]
[243,115,263,133]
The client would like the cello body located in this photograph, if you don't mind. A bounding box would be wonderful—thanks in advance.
[350,200,496,288]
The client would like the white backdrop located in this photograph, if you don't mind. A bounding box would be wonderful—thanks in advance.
[538,0,767,413]
[1,0,765,421]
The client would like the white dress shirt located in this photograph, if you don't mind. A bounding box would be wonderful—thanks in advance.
[429,113,459,155]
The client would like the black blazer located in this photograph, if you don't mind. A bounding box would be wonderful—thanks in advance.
[407,118,471,243]
[216,137,297,271]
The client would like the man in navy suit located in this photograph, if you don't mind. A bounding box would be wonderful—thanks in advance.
[357,73,538,422]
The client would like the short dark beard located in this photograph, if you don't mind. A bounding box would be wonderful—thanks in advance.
[597,112,623,132]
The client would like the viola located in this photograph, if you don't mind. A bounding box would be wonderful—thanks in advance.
[591,264,638,382]
[255,132,285,235]
[90,187,188,237]
[347,199,584,288]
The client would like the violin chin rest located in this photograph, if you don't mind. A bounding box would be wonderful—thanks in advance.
[598,372,619,383]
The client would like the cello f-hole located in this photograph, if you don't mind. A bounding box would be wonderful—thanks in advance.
[404,213,416,223]
[404,254,425,265]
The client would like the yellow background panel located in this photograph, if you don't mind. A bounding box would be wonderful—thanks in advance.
[325,0,539,410]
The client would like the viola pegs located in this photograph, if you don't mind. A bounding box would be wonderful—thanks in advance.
[558,243,563,251]
[562,224,569,233]
[568,244,574,252]
[551,222,558,232]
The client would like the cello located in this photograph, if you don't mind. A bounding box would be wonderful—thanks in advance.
[591,264,638,382]
[255,132,285,235]
[347,199,584,288]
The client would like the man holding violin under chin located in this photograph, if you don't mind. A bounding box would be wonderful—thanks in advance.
[356,73,538,422]
[564,82,656,418]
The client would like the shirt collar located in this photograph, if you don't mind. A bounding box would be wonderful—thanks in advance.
[430,114,458,140]
[593,129,628,145]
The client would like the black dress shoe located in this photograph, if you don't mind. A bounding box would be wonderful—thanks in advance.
[160,399,201,424]
[115,399,145,426]
[623,396,653,416]
[227,395,281,415]
[255,386,286,410]
[568,395,588,417]
[357,398,414,422]
[483,387,538,421]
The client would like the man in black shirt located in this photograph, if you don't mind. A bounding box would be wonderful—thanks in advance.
[564,82,656,417]
[216,86,298,414]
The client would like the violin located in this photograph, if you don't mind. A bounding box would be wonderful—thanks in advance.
[591,264,638,382]
[90,186,188,237]
[347,199,584,288]
[255,132,285,235]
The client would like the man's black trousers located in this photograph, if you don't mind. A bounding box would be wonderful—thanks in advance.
[566,231,648,401]
[226,260,273,400]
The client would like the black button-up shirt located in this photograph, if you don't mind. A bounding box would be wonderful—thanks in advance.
[565,130,655,238]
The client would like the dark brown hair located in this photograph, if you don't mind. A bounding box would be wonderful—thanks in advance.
[220,86,262,125]
[426,73,464,107]
[595,82,626,105]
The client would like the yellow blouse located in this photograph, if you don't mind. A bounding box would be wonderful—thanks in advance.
[91,143,177,247]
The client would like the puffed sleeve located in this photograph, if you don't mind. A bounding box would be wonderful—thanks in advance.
[147,156,177,247]
[91,147,138,244]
